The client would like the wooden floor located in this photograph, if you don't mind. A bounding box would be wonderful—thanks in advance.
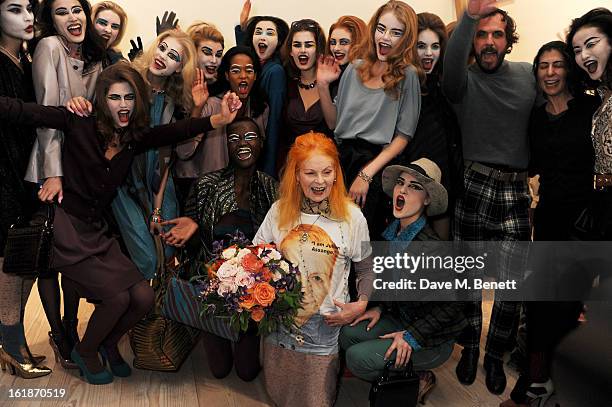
[1,285,529,407]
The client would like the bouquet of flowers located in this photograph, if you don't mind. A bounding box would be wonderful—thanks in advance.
[192,232,302,336]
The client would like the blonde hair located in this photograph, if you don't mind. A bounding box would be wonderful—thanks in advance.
[187,21,225,48]
[352,0,425,98]
[91,1,127,49]
[277,133,354,229]
[133,29,197,111]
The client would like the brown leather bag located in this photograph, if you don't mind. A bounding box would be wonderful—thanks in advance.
[129,240,200,372]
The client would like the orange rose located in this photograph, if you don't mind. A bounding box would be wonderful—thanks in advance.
[250,307,265,322]
[253,282,276,307]
[242,253,264,273]
[240,292,257,310]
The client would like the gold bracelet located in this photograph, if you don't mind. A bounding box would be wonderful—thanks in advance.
[358,170,374,184]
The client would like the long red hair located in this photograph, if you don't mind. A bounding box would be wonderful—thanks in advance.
[277,133,353,229]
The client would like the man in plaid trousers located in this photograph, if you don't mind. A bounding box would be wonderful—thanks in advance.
[442,1,536,395]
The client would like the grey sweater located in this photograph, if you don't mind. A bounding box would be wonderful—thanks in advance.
[442,13,536,169]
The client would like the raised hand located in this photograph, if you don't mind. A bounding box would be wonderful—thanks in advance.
[128,37,143,62]
[349,176,370,208]
[467,0,499,18]
[156,10,179,36]
[191,68,209,111]
[316,55,342,87]
[216,92,242,127]
[65,96,92,117]
[160,217,198,247]
[239,0,252,31]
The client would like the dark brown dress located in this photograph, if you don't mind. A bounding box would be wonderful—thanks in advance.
[0,97,214,299]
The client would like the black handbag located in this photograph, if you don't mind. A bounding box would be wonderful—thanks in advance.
[2,205,55,278]
[369,360,419,407]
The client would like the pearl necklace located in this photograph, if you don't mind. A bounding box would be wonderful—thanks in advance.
[0,45,22,68]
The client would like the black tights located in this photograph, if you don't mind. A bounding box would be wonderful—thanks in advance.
[37,274,81,358]
[63,278,154,373]
[201,330,261,381]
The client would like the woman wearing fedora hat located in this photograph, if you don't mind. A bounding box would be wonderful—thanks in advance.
[339,158,467,403]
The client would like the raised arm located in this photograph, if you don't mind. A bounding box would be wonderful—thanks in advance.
[0,96,72,130]
[139,92,241,150]
[442,0,499,102]
[442,13,477,103]
[316,56,341,130]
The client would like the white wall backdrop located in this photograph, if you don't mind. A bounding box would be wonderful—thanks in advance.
[96,0,610,64]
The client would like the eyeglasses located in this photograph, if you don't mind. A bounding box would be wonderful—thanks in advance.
[291,19,319,30]
[228,132,259,143]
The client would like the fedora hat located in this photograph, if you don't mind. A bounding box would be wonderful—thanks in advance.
[382,158,448,216]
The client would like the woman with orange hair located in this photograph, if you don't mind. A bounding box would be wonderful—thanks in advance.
[317,0,423,239]
[327,15,367,96]
[253,132,374,407]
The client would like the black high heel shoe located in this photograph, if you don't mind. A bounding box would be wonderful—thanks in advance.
[48,332,78,369]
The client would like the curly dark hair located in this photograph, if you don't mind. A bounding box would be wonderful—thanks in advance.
[215,46,267,118]
[243,16,289,62]
[566,7,612,90]
[481,8,519,54]
[36,0,105,67]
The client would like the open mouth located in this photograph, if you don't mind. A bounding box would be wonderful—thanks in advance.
[237,81,249,94]
[378,42,392,56]
[481,50,498,63]
[584,60,598,74]
[421,58,434,71]
[297,55,309,65]
[205,65,217,75]
[311,186,326,196]
[118,110,130,124]
[67,24,82,37]
[236,146,252,161]
[395,195,405,211]
[153,58,166,70]
[257,43,268,55]
[333,51,346,61]
[544,79,560,87]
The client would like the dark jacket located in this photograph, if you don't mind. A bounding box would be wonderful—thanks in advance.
[386,225,468,348]
[185,166,278,263]
[0,54,37,255]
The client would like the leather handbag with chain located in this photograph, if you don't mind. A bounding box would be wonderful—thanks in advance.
[369,360,419,407]
[2,205,55,278]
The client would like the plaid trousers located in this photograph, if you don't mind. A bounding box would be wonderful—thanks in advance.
[454,165,531,360]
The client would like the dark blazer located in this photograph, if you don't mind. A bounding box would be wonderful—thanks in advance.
[386,225,468,348]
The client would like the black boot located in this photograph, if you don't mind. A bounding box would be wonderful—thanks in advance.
[484,354,507,394]
[456,348,479,385]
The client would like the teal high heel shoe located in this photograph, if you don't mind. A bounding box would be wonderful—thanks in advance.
[99,347,131,378]
[70,348,113,385]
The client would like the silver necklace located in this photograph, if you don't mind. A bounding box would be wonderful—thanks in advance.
[298,213,322,243]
